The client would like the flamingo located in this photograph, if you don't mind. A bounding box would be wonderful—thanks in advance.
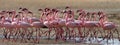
[1,16,13,41]
[0,10,19,42]
[49,9,66,41]
[13,9,32,42]
[77,11,101,42]
[65,9,78,41]
[98,12,119,43]
[43,9,56,39]
[28,11,44,43]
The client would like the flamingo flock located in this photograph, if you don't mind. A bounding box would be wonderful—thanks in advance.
[0,7,119,43]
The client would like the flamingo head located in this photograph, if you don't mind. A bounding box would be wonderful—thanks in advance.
[38,9,43,11]
[28,11,32,14]
[18,12,22,14]
[46,13,50,16]
[97,11,103,15]
[0,16,5,20]
[8,11,13,15]
[52,8,56,12]
[22,8,28,12]
[65,6,70,9]
[68,10,72,14]
[52,8,59,13]
[1,10,7,14]
[76,9,83,13]
[15,14,19,18]
[55,9,59,13]
[44,8,50,12]
[92,12,96,15]
[98,11,104,16]
[28,11,33,15]
[61,10,67,13]
[79,12,82,16]
[98,11,101,15]
[6,11,10,13]
[8,10,16,15]
[19,7,22,10]
[18,12,23,16]
[99,15,106,21]
[86,12,90,15]
[76,10,80,13]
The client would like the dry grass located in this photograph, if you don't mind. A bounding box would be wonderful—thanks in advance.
[0,0,120,45]
[0,0,120,9]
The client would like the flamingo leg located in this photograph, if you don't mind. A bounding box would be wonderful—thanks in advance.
[59,27,66,41]
[48,28,52,40]
[2,28,8,42]
[78,27,82,38]
[65,27,70,40]
[55,28,59,42]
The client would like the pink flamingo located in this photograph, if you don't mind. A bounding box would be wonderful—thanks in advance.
[77,10,100,42]
[98,12,119,43]
[65,9,79,41]
[28,11,44,43]
[1,14,14,42]
[43,16,54,40]
[15,9,33,42]
[1,10,18,42]
[49,9,65,41]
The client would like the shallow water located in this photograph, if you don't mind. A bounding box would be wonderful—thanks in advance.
[0,34,120,45]
[74,37,120,45]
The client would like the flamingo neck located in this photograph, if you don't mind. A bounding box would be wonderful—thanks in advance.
[1,17,5,23]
